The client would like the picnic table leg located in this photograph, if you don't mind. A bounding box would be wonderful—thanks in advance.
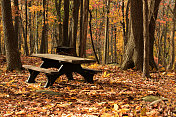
[44,65,65,88]
[77,71,94,83]
[72,65,94,83]
[65,73,74,80]
[26,69,40,83]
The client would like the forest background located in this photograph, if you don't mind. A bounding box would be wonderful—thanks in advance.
[0,0,176,116]
[0,0,175,71]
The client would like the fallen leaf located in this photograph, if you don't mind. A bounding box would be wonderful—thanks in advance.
[16,110,26,115]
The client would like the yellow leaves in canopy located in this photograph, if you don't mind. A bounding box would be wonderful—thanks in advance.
[28,5,43,13]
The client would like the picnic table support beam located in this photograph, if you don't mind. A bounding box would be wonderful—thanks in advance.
[26,69,39,83]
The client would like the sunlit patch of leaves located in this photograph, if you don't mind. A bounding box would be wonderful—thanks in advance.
[0,57,175,116]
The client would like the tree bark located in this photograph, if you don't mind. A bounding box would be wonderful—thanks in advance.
[121,0,161,71]
[55,0,63,46]
[14,0,19,51]
[71,0,80,56]
[1,0,22,71]
[79,0,83,57]
[0,18,2,54]
[143,0,150,78]
[121,0,143,71]
[40,0,47,53]
[103,0,110,64]
[89,10,100,64]
[167,0,176,70]
[28,1,34,54]
[149,0,161,70]
[24,0,29,56]
[35,11,39,53]
[62,0,70,47]
[80,0,89,57]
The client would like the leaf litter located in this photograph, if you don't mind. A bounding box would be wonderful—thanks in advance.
[0,56,175,116]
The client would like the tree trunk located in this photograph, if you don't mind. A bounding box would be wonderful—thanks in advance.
[167,0,176,70]
[79,0,83,57]
[103,0,110,64]
[89,10,100,64]
[28,1,34,54]
[62,0,70,47]
[1,0,22,71]
[35,11,39,53]
[121,0,129,51]
[0,18,2,54]
[14,0,19,51]
[24,0,29,56]
[121,0,161,71]
[114,26,117,63]
[55,0,63,46]
[149,0,161,70]
[142,0,150,78]
[71,0,80,56]
[80,0,89,57]
[40,0,47,53]
[121,0,143,71]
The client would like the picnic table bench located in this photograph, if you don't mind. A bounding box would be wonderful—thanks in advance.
[23,54,101,88]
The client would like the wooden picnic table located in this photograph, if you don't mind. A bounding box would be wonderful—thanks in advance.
[23,54,100,88]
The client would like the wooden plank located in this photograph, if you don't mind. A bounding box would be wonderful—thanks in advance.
[22,65,58,74]
[31,54,96,64]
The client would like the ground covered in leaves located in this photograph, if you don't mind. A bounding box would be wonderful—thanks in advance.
[0,56,175,116]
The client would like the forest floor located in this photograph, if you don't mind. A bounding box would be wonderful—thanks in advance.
[0,56,175,117]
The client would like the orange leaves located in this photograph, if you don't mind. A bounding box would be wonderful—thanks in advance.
[28,5,43,13]
[0,56,176,116]
[15,110,26,115]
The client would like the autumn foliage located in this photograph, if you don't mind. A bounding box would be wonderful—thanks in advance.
[0,56,175,116]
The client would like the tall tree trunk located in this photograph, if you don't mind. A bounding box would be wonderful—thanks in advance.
[28,1,34,54]
[167,0,176,70]
[121,0,129,51]
[89,10,100,64]
[1,0,22,70]
[24,0,29,56]
[62,0,70,47]
[80,0,89,57]
[103,0,110,64]
[114,26,117,63]
[0,18,2,54]
[121,0,161,71]
[149,0,161,70]
[40,0,47,53]
[71,0,80,56]
[45,2,48,53]
[79,0,83,57]
[35,11,39,53]
[121,0,143,71]
[55,0,63,46]
[14,0,19,51]
[143,0,150,78]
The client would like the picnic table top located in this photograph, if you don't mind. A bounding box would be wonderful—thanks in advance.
[31,54,96,64]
